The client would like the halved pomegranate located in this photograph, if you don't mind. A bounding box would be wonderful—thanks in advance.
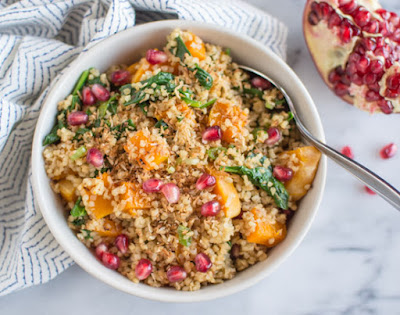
[304,0,400,114]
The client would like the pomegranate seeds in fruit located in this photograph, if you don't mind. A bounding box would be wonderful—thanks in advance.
[303,0,400,114]
[380,143,397,159]
[341,146,354,159]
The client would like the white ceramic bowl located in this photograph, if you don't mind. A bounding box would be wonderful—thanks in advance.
[32,20,327,303]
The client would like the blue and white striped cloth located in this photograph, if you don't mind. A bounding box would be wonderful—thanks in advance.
[0,0,287,296]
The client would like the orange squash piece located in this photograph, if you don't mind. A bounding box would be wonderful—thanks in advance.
[247,208,287,247]
[127,58,153,83]
[209,169,241,218]
[208,100,247,143]
[185,33,206,60]
[280,146,321,201]
[124,129,170,171]
[93,219,122,237]
[120,182,150,215]
[155,100,195,124]
[59,179,76,202]
[83,173,114,220]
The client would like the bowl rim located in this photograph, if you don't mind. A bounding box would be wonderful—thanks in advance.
[31,19,327,303]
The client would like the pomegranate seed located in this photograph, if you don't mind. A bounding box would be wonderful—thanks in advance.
[380,143,397,159]
[339,0,357,14]
[374,47,389,58]
[273,165,293,182]
[376,9,390,20]
[161,183,180,204]
[82,86,97,105]
[67,111,88,126]
[110,70,131,86]
[363,73,377,85]
[369,59,383,74]
[375,37,385,48]
[368,82,380,92]
[365,90,381,102]
[265,127,281,146]
[319,2,332,19]
[356,56,370,74]
[385,88,399,98]
[341,146,354,159]
[379,20,389,36]
[339,25,353,43]
[86,147,104,168]
[353,8,371,27]
[166,266,187,283]
[142,178,163,193]
[348,52,361,63]
[196,173,216,190]
[308,11,320,26]
[377,99,393,114]
[230,244,240,259]
[195,253,212,272]
[202,126,222,142]
[328,12,342,29]
[251,76,272,90]
[387,74,400,90]
[95,243,108,260]
[361,38,376,51]
[350,73,363,85]
[135,259,153,280]
[115,234,129,254]
[363,20,379,34]
[346,62,357,76]
[201,200,221,217]
[328,69,341,84]
[341,74,351,86]
[146,49,168,65]
[334,82,349,96]
[101,252,120,270]
[391,29,400,43]
[91,84,110,102]
[385,57,394,70]
[364,186,376,195]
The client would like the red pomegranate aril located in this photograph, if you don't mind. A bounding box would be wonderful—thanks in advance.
[308,11,320,26]
[341,74,351,86]
[167,266,187,283]
[91,83,110,102]
[385,88,399,98]
[391,29,400,43]
[340,25,353,43]
[386,74,400,90]
[318,2,332,19]
[353,8,371,27]
[135,259,153,280]
[195,253,212,273]
[375,37,385,48]
[368,82,380,92]
[161,183,180,204]
[377,99,393,114]
[328,12,342,29]
[101,252,120,270]
[265,127,281,146]
[364,186,376,195]
[115,234,129,254]
[363,73,377,85]
[350,73,363,85]
[365,90,381,101]
[273,165,293,182]
[201,200,221,217]
[369,59,383,74]
[86,148,104,167]
[348,52,360,63]
[361,38,376,51]
[111,70,131,86]
[334,82,349,96]
[328,69,341,84]
[95,243,108,260]
[380,143,397,159]
[346,62,357,76]
[196,173,216,190]
[251,76,272,90]
[82,86,97,105]
[379,20,389,36]
[339,0,357,14]
[146,49,168,65]
[142,178,163,193]
[67,111,88,126]
[341,146,354,159]
[363,20,379,34]
[202,126,222,142]
[356,56,370,74]
[376,8,391,20]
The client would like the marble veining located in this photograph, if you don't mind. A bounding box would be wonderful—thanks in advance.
[0,0,399,314]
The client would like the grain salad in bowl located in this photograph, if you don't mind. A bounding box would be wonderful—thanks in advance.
[42,29,321,291]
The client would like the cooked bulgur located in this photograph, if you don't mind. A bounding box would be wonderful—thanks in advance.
[42,29,321,290]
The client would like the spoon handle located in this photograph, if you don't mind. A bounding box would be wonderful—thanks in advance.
[296,120,400,211]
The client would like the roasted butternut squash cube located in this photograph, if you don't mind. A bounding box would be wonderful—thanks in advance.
[280,146,321,201]
[155,100,195,124]
[121,182,151,214]
[93,219,122,237]
[59,179,76,202]
[208,100,247,143]
[124,129,170,171]
[83,173,114,219]
[247,208,287,247]
[127,58,153,83]
[209,169,241,218]
[185,33,206,60]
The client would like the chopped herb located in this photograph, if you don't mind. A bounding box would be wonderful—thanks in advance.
[81,229,92,240]
[223,165,289,210]
[85,109,92,116]
[70,94,81,111]
[139,102,149,115]
[155,119,169,130]
[227,241,232,247]
[43,119,65,146]
[207,147,227,160]
[178,88,193,99]
[177,225,192,247]
[252,127,267,141]
[287,111,294,122]
[93,167,111,177]
[193,64,213,90]
[93,118,101,128]
[70,145,87,161]
[72,217,86,226]
[73,128,91,141]
[243,87,263,98]
[275,98,286,106]
[98,95,117,118]
[177,116,184,122]
[87,76,104,86]
[174,35,191,61]
[111,119,136,139]
[70,197,87,217]
[71,68,91,95]
[225,48,231,56]
[182,96,217,109]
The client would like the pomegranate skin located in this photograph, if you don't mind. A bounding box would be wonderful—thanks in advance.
[303,0,400,114]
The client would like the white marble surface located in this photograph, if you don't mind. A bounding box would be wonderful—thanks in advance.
[2,0,400,314]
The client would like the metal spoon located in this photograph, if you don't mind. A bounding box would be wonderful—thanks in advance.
[239,65,400,211]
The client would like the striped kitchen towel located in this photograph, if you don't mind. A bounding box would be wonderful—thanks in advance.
[0,0,287,296]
